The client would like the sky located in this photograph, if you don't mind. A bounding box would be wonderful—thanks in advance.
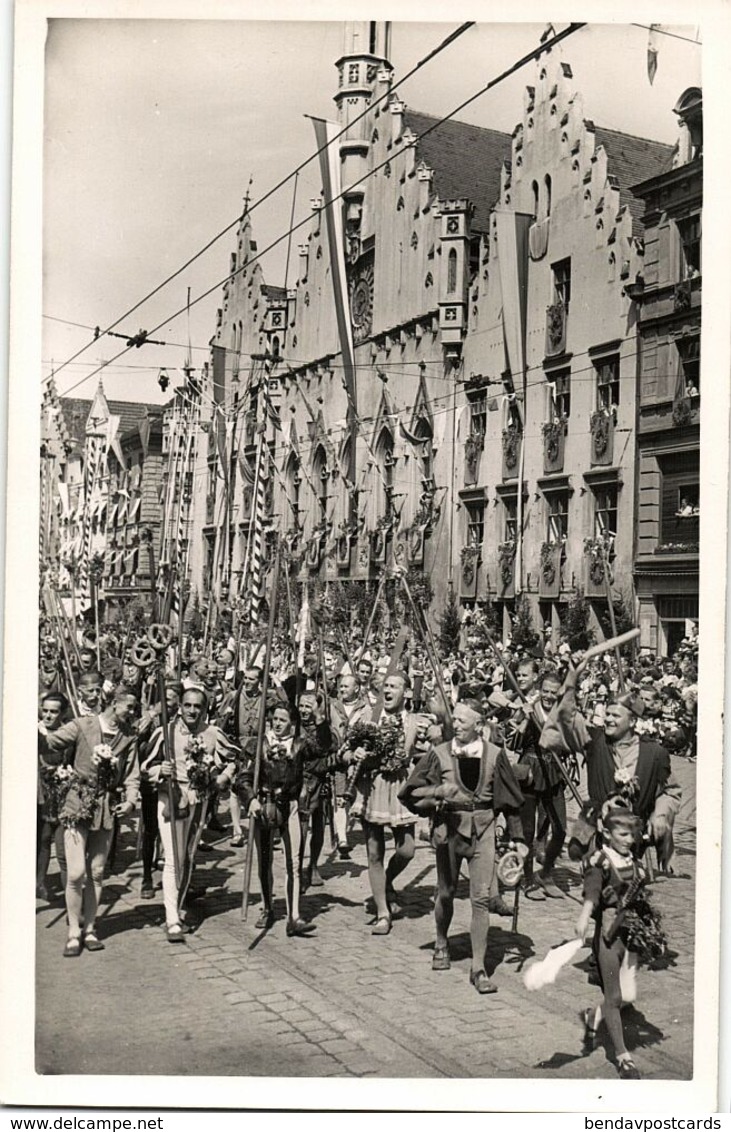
[42,18,702,406]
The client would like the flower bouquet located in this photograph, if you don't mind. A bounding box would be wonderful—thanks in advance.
[185,735,218,799]
[345,716,410,781]
[613,765,640,804]
[40,763,75,822]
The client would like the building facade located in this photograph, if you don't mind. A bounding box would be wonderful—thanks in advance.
[190,23,696,648]
[632,88,702,654]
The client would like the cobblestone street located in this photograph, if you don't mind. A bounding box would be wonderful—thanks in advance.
[36,757,696,1080]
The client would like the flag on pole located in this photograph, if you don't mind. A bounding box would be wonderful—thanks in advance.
[310,117,358,420]
[647,25,659,85]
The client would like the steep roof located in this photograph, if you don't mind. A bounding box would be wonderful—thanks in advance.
[403,109,512,234]
[59,397,162,451]
[593,126,675,235]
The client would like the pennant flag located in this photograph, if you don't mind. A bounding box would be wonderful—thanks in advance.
[311,116,358,427]
[238,452,256,487]
[647,25,659,85]
[138,413,151,458]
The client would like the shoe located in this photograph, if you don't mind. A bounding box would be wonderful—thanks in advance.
[487,895,513,917]
[581,1007,599,1052]
[185,886,206,903]
[286,918,317,937]
[337,845,351,860]
[523,882,546,901]
[617,1057,641,1079]
[36,884,49,901]
[230,835,245,848]
[371,916,392,936]
[385,887,401,914]
[308,869,324,887]
[432,947,451,971]
[254,908,274,930]
[469,969,498,994]
[166,924,186,944]
[63,936,82,958]
[536,873,565,899]
[141,880,154,900]
[83,931,105,952]
[197,842,214,853]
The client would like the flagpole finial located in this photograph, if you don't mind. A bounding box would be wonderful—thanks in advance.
[243,174,254,214]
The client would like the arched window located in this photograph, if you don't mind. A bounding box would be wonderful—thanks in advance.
[374,427,394,522]
[531,180,539,218]
[312,444,329,520]
[285,452,301,531]
[447,248,458,294]
[414,417,433,482]
[544,174,552,218]
[271,335,280,359]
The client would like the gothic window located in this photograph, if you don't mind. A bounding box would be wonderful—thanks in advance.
[374,427,394,522]
[414,417,433,481]
[312,444,329,519]
[531,181,539,218]
[285,452,301,529]
[544,174,552,218]
[502,495,517,542]
[447,248,458,294]
[348,63,359,84]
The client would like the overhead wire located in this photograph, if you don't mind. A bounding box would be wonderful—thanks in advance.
[44,22,477,383]
[55,22,588,400]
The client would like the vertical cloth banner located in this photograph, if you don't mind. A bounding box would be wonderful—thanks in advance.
[647,25,659,85]
[311,116,358,481]
[495,210,532,595]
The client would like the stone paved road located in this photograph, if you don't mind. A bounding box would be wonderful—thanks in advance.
[36,757,696,1079]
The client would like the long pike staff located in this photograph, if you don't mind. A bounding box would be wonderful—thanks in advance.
[241,540,282,922]
[315,625,337,849]
[45,587,80,715]
[397,569,454,727]
[358,570,388,663]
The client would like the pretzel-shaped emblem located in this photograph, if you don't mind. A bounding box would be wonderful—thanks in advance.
[496,848,525,890]
[147,623,174,652]
[130,638,156,669]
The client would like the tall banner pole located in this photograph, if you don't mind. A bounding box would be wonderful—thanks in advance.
[241,540,282,922]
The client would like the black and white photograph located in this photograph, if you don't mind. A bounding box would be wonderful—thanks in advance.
[2,0,730,1115]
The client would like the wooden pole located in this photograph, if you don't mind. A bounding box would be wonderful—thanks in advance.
[359,571,387,663]
[398,571,454,726]
[241,541,281,922]
[598,541,625,693]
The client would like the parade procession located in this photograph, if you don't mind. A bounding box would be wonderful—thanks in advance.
[32,20,706,1084]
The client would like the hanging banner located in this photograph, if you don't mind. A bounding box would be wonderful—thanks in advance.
[494,209,532,382]
[311,117,358,425]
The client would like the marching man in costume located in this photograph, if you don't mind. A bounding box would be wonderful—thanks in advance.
[399,698,528,994]
[40,685,141,957]
[347,672,442,935]
[544,659,681,859]
[142,686,238,941]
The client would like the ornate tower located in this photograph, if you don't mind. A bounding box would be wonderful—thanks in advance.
[334,21,393,221]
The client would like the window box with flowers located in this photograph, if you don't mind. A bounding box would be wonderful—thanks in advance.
[590,409,615,466]
[542,417,567,474]
[497,539,516,598]
[584,535,612,597]
[502,426,522,480]
[464,431,484,486]
[539,540,563,598]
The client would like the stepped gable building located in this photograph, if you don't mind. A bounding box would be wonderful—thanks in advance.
[201,20,512,612]
[197,23,686,643]
[631,88,702,654]
[455,33,673,640]
[40,377,165,616]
